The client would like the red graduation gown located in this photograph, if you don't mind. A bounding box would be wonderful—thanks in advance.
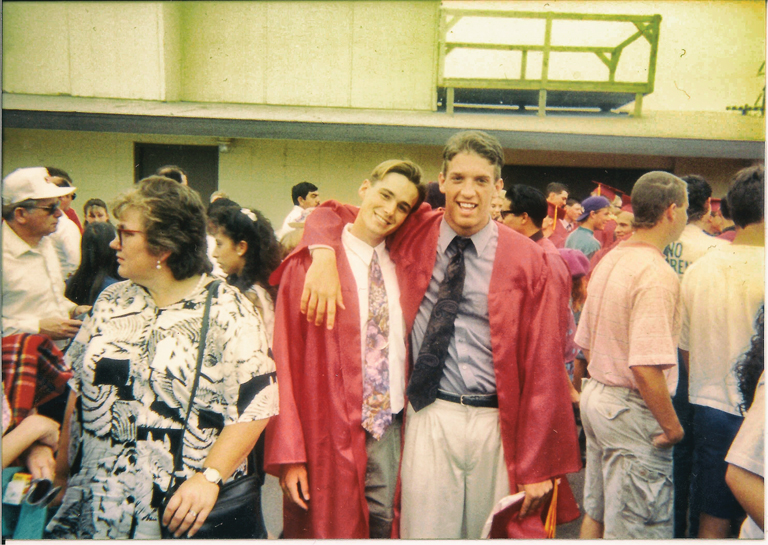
[296,202,582,538]
[593,218,616,249]
[264,239,374,538]
[547,202,569,248]
[535,235,574,365]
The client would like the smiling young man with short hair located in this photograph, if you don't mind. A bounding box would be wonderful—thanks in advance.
[265,160,425,539]
[565,195,611,259]
[294,131,581,539]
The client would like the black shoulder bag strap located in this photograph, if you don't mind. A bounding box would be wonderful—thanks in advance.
[167,279,221,488]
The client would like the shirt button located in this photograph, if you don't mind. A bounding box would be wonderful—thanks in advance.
[462,365,468,370]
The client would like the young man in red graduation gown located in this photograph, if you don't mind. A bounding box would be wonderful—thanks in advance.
[298,131,581,538]
[264,160,425,539]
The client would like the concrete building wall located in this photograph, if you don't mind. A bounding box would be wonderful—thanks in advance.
[4,1,439,110]
[3,3,176,100]
[4,1,763,113]
[3,129,752,228]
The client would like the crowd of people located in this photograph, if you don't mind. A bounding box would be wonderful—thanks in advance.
[1,131,763,540]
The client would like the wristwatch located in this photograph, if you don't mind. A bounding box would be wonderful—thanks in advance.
[201,467,222,487]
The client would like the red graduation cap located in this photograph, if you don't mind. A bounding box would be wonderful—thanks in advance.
[591,181,625,204]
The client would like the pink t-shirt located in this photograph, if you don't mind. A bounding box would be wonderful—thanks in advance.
[575,241,680,394]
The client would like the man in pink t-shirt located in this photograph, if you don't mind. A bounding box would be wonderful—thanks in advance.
[575,171,689,539]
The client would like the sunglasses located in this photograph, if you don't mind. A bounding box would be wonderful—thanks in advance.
[499,210,516,219]
[23,478,62,507]
[25,202,61,215]
[116,227,145,245]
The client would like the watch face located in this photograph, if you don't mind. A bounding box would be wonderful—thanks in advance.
[203,468,221,484]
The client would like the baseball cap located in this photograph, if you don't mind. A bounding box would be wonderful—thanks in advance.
[576,196,611,222]
[2,167,76,206]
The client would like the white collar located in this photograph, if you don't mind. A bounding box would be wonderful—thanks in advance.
[342,224,386,266]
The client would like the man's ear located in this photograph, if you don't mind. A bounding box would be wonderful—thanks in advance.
[358,179,372,201]
[667,202,678,222]
[13,207,27,224]
[520,212,530,225]
[438,172,447,194]
[495,178,504,194]
[297,196,305,207]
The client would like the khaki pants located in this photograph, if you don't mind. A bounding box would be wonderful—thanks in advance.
[581,379,674,539]
[400,399,509,539]
[365,415,402,538]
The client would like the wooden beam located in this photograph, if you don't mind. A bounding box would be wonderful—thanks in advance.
[633,92,644,117]
[441,8,657,23]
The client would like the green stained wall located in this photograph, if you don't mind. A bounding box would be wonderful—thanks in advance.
[4,1,439,110]
[2,129,751,229]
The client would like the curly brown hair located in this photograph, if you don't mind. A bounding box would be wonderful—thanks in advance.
[111,176,211,280]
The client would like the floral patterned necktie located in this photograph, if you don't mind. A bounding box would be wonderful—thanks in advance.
[362,250,391,440]
[406,236,472,411]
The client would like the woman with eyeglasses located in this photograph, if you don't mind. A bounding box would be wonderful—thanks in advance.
[47,177,278,539]
[209,205,281,345]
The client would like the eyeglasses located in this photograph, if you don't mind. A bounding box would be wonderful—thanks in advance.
[499,210,516,220]
[25,203,61,215]
[116,227,145,245]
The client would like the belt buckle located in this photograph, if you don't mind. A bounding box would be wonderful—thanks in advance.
[460,394,467,406]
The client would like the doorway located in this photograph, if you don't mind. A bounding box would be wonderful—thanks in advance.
[134,143,219,204]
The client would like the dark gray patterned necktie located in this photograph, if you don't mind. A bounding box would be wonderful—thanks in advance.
[406,236,472,412]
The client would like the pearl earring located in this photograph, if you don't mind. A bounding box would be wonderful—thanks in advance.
[156,260,162,270]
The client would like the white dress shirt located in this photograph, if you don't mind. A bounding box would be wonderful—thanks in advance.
[341,224,406,414]
[2,222,76,341]
[49,213,81,277]
[276,205,305,240]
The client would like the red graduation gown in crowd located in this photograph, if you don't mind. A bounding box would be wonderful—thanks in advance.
[534,234,574,365]
[592,218,616,249]
[547,203,569,249]
[297,202,582,538]
[264,236,376,538]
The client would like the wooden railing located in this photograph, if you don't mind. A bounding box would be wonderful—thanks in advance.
[437,9,661,116]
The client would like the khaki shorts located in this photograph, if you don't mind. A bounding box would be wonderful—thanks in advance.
[580,379,674,539]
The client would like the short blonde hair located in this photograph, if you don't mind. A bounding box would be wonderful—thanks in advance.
[369,159,426,210]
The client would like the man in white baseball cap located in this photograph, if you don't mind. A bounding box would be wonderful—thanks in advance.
[2,167,91,347]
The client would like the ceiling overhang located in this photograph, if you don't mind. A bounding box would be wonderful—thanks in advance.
[3,94,764,160]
